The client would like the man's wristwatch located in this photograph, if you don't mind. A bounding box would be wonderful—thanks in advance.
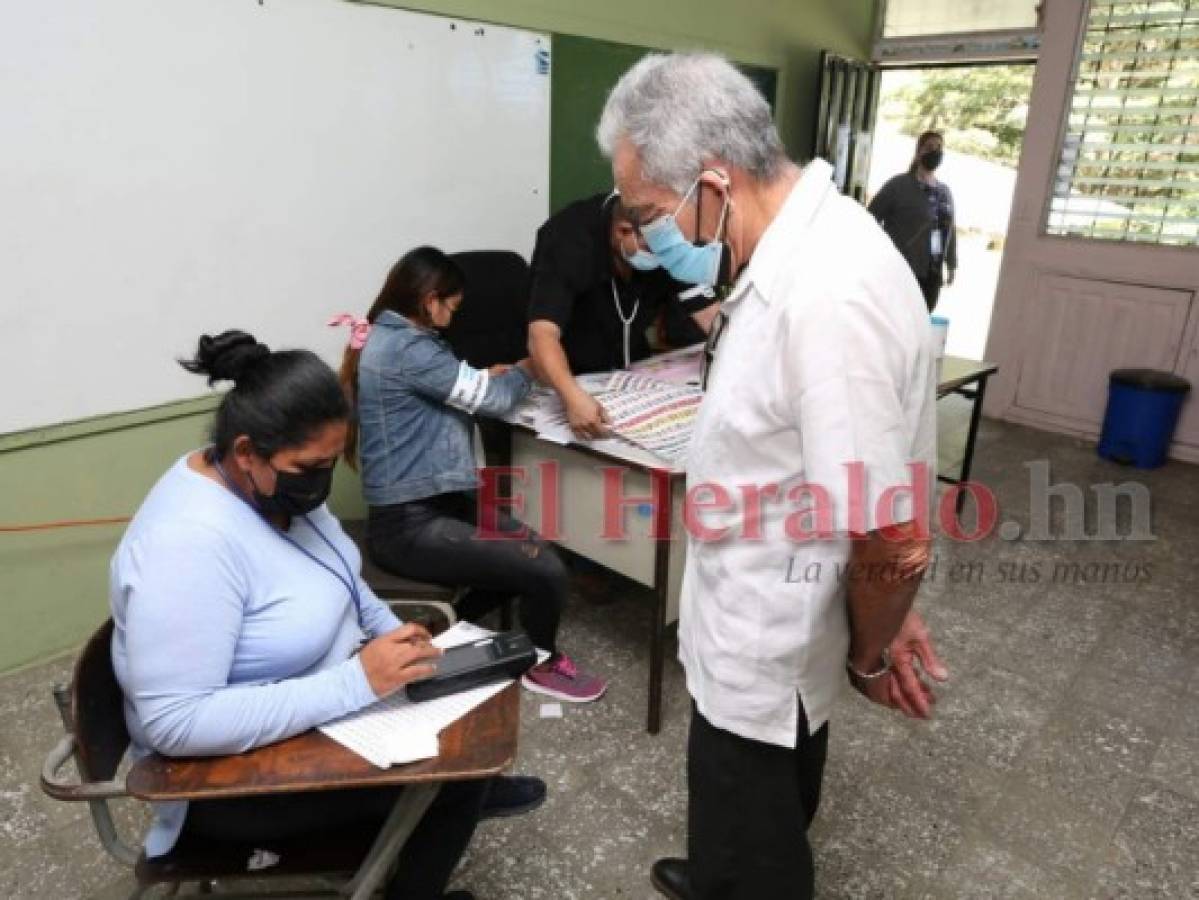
[847,648,892,681]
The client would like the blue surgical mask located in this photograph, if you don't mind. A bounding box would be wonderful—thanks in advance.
[639,174,731,288]
[623,247,661,271]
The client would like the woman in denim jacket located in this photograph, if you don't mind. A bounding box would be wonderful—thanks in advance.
[340,246,607,704]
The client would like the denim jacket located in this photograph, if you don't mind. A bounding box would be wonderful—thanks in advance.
[357,311,532,505]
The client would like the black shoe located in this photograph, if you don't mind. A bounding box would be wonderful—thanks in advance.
[651,857,690,899]
[442,892,475,900]
[479,774,546,820]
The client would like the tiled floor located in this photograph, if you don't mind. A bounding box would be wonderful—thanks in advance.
[3,411,1197,899]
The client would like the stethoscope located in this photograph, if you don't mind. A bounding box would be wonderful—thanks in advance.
[213,456,364,628]
[610,277,640,370]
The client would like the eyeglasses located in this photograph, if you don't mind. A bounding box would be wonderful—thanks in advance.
[701,310,728,392]
[438,297,462,313]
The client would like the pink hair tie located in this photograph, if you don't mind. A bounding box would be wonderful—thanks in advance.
[328,314,371,351]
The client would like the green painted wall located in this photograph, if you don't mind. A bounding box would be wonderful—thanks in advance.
[0,0,875,674]
[550,35,779,213]
[0,406,369,673]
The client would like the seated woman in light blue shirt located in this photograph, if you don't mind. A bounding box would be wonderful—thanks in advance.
[110,330,523,900]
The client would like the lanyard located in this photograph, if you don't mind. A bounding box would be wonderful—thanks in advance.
[213,458,363,627]
[281,516,364,628]
[610,278,640,369]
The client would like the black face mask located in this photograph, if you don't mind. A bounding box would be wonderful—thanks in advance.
[921,149,944,171]
[252,462,335,517]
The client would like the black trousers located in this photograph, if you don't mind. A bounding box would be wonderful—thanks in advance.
[368,491,568,653]
[688,700,830,900]
[918,270,943,313]
[184,780,488,900]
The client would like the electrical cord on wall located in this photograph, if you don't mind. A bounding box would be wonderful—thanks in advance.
[0,517,131,533]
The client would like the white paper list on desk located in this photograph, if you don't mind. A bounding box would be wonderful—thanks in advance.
[509,367,699,464]
[319,622,513,769]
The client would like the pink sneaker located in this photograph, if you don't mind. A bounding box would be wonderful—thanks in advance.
[521,653,607,703]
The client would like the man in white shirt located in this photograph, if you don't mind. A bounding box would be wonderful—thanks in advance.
[598,53,950,899]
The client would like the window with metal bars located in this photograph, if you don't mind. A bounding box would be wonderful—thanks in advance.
[1046,0,1199,245]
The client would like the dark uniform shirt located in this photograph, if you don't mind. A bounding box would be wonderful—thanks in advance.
[867,173,958,280]
[528,193,713,374]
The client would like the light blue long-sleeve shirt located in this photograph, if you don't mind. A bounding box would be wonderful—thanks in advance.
[109,453,401,857]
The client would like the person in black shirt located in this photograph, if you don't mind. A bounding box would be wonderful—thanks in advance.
[868,130,958,312]
[527,192,719,439]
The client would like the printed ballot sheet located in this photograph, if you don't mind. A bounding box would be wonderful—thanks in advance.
[319,622,516,769]
[596,372,702,462]
[512,373,611,446]
[509,351,705,463]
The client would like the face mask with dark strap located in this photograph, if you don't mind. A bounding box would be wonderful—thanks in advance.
[214,455,363,626]
[639,171,733,289]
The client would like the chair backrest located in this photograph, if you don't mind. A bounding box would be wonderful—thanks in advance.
[444,250,530,368]
[70,619,131,783]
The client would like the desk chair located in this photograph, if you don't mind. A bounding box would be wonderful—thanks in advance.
[40,604,510,900]
[40,619,379,898]
[446,249,528,479]
[444,250,530,371]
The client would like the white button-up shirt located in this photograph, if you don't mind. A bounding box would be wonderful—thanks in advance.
[679,158,937,747]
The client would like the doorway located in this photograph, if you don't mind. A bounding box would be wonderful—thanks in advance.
[867,64,1035,361]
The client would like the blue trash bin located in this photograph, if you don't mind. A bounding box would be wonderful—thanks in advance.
[1098,368,1191,468]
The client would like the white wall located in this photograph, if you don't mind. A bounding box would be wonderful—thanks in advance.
[0,0,550,433]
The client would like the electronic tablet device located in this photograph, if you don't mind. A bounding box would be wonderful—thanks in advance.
[405,631,537,703]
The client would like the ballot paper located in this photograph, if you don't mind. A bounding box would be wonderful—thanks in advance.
[514,387,574,445]
[510,365,702,463]
[596,372,703,462]
[513,374,615,445]
[512,386,571,444]
[319,622,524,769]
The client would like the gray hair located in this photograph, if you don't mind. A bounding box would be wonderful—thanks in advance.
[597,52,785,194]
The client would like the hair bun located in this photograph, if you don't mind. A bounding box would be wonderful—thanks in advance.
[180,330,271,385]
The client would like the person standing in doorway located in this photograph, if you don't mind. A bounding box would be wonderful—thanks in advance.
[868,130,958,312]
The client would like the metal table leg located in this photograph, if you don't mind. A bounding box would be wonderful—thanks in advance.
[954,376,990,516]
[342,783,440,900]
[935,374,993,518]
[647,471,675,735]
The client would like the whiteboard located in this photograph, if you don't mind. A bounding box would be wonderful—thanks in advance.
[0,0,550,433]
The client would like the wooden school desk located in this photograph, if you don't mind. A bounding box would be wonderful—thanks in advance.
[126,686,519,900]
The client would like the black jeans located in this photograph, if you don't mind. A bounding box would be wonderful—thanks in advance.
[368,491,568,653]
[184,779,488,900]
[687,699,830,900]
